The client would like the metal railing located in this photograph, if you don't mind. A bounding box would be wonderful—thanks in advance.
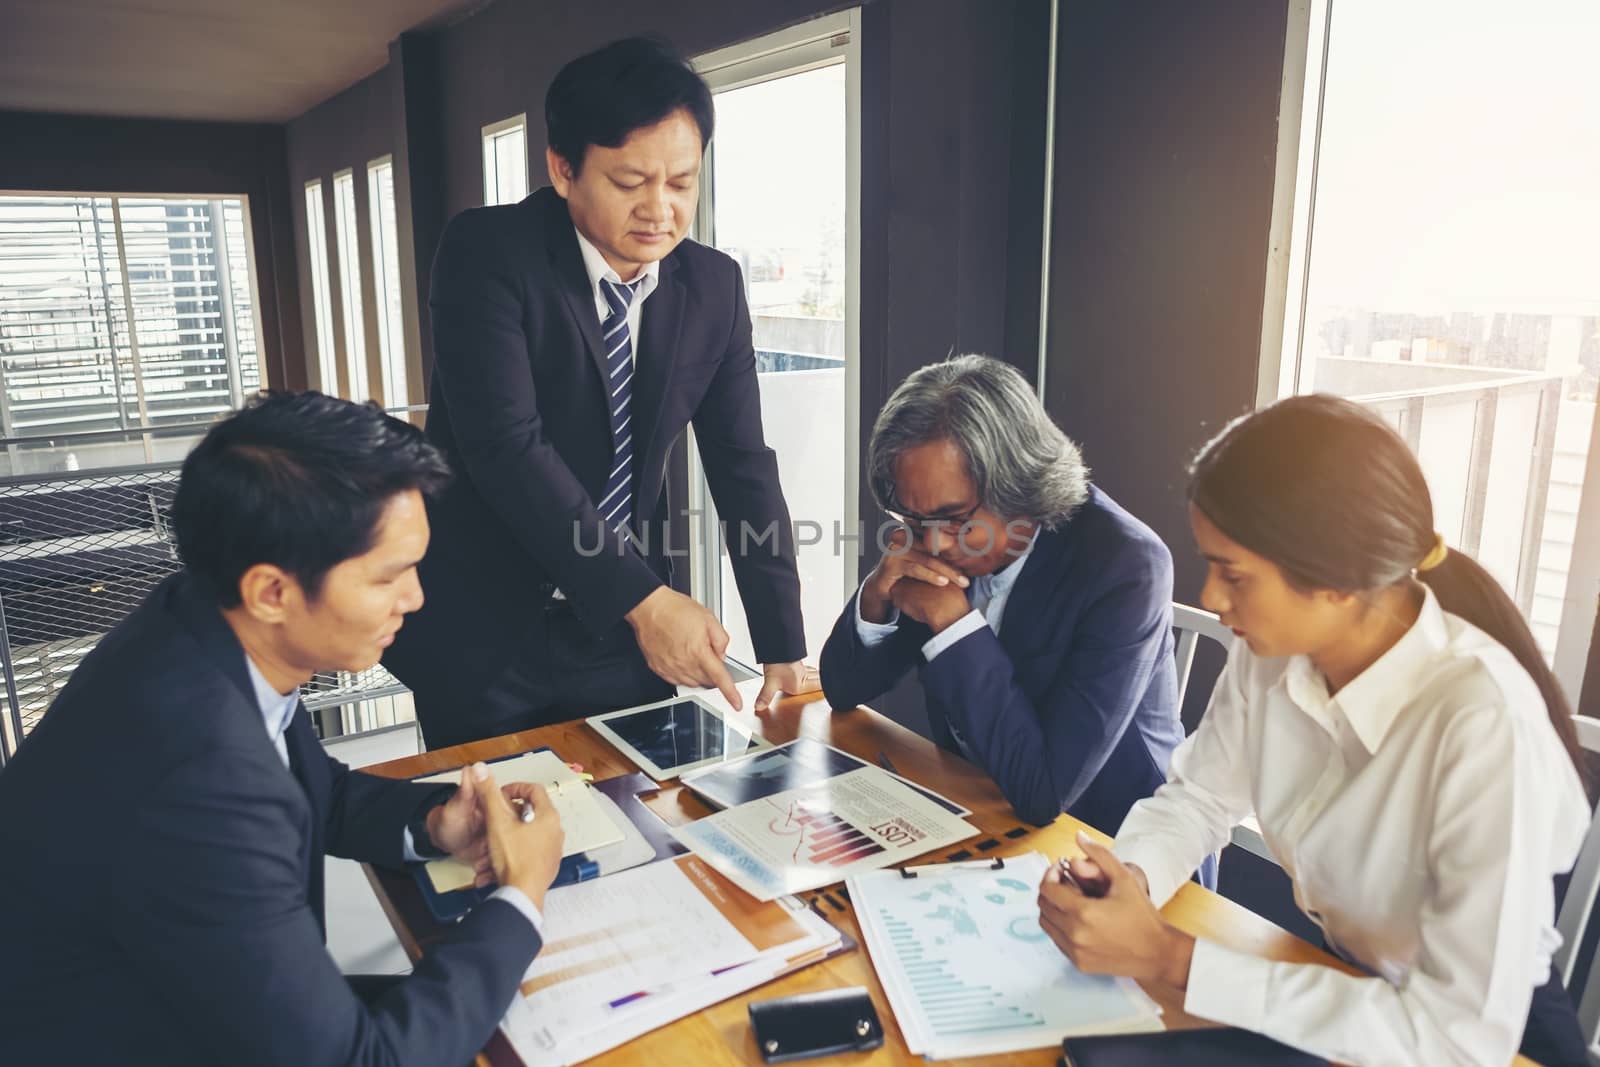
[1324,358,1566,616]
[0,407,427,765]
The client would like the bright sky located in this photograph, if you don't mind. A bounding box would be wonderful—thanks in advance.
[1306,0,1600,312]
[708,63,846,255]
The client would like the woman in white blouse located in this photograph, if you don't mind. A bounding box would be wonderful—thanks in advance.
[1038,394,1591,1067]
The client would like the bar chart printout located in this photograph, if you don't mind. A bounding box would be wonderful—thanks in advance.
[671,767,976,900]
[849,852,1162,1059]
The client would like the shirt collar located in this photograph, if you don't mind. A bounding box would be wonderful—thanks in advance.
[977,526,1041,598]
[245,655,301,747]
[573,224,659,310]
[1284,584,1452,754]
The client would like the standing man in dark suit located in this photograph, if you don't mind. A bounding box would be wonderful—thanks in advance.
[0,393,564,1066]
[820,357,1195,858]
[385,37,811,750]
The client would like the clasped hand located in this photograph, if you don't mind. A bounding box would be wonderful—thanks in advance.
[1036,831,1194,990]
[425,763,566,907]
[860,528,972,632]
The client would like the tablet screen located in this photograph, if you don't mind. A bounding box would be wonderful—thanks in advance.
[597,698,762,775]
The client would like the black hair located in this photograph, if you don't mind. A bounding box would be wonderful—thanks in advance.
[171,392,451,607]
[545,36,714,174]
[1189,393,1587,788]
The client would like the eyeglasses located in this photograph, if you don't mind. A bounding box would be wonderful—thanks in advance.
[885,500,983,532]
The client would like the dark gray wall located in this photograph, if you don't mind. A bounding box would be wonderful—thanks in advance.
[855,0,1052,733]
[1045,1,1290,603]
[0,110,305,391]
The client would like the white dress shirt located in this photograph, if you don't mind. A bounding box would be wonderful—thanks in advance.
[855,532,1039,757]
[573,225,659,347]
[1113,585,1588,1066]
[244,657,543,933]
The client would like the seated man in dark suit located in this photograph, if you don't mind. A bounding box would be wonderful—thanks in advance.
[0,393,564,1066]
[821,355,1189,845]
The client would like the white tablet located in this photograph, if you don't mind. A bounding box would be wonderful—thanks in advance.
[586,693,773,782]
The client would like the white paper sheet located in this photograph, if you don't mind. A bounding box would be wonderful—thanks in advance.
[849,852,1162,1058]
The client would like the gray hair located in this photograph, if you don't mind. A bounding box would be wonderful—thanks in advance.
[868,354,1089,529]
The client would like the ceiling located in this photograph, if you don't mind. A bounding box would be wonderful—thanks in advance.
[0,0,484,123]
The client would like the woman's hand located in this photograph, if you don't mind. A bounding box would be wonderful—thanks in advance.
[1037,831,1195,989]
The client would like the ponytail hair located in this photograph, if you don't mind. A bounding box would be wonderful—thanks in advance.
[1189,394,1587,791]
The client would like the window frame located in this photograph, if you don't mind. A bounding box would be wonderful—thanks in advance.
[331,168,368,401]
[303,179,336,395]
[481,113,530,207]
[366,155,409,410]
[1259,0,1600,702]
[685,9,864,648]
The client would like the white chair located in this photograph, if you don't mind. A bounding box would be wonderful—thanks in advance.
[1554,715,1600,1064]
[1171,604,1273,862]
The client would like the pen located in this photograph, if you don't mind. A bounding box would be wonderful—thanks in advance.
[1057,856,1109,898]
[901,858,1001,876]
[876,751,899,775]
[511,797,536,823]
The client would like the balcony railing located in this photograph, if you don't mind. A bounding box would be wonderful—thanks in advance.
[1318,357,1566,617]
[0,406,428,765]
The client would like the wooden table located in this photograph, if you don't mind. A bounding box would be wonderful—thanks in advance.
[363,692,1539,1066]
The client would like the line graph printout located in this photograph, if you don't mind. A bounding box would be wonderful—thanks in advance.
[849,852,1161,1059]
[672,767,975,901]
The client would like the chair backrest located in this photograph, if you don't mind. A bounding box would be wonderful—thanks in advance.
[1554,715,1600,1061]
[1172,603,1233,711]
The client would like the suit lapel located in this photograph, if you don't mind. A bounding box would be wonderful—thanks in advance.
[997,526,1065,663]
[541,190,611,390]
[284,706,329,936]
[633,253,685,492]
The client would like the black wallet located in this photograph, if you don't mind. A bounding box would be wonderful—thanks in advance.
[747,986,884,1063]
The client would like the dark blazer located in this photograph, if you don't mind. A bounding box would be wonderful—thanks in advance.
[0,573,540,1066]
[385,187,805,718]
[820,486,1184,832]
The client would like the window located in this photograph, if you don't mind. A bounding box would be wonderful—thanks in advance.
[690,12,861,667]
[331,170,369,401]
[1269,0,1600,696]
[482,114,529,207]
[303,180,336,396]
[0,193,264,472]
[367,156,409,411]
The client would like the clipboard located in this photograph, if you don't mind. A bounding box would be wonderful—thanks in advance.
[409,752,684,921]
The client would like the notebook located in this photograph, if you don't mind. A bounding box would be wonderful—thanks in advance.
[414,749,625,894]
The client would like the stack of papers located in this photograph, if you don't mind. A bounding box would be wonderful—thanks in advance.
[415,751,624,893]
[672,765,977,901]
[849,852,1163,1059]
[498,854,844,1066]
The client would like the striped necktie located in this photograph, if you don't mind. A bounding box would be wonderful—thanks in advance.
[597,277,643,537]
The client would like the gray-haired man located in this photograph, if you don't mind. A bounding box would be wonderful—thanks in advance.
[820,356,1193,854]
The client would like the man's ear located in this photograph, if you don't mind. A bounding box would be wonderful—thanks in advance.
[236,563,300,625]
[547,146,575,197]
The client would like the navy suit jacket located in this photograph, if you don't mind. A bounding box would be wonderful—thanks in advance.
[0,573,540,1066]
[385,187,805,727]
[820,486,1184,832]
